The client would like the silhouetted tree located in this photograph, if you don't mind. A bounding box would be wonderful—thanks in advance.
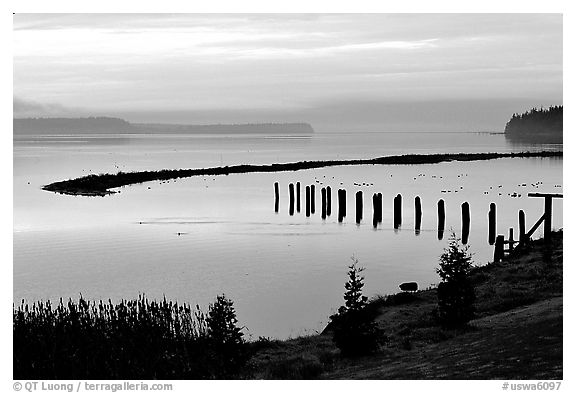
[329,258,382,356]
[206,294,248,377]
[435,234,475,327]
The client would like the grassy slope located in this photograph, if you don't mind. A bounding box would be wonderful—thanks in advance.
[246,232,562,379]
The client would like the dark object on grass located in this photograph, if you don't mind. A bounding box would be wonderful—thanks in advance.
[399,282,418,292]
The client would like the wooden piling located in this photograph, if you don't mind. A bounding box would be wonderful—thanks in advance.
[508,227,514,253]
[462,202,470,244]
[311,185,316,214]
[274,182,279,213]
[296,182,301,212]
[356,191,363,224]
[377,193,383,223]
[394,194,402,228]
[544,195,552,242]
[305,186,310,217]
[488,202,496,245]
[372,193,379,228]
[494,235,505,262]
[321,187,327,220]
[519,210,526,245]
[326,186,332,216]
[289,183,294,216]
[437,199,445,240]
[415,196,422,234]
[338,189,346,222]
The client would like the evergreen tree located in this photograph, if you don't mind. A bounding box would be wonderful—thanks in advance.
[330,258,381,356]
[206,294,247,377]
[435,234,476,327]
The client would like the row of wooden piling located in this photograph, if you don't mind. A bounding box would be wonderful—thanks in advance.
[275,182,467,241]
[275,182,543,248]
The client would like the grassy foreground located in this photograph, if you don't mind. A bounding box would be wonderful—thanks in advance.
[245,231,562,379]
[14,232,562,379]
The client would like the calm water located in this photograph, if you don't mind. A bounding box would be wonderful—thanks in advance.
[13,132,563,339]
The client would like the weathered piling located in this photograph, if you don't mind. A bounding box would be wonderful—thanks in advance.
[338,189,346,222]
[289,183,295,216]
[393,194,402,229]
[311,185,316,214]
[296,182,301,212]
[488,202,496,245]
[356,191,363,224]
[415,196,422,234]
[274,182,279,213]
[305,186,311,217]
[321,187,327,220]
[377,193,383,223]
[326,186,332,216]
[544,195,552,242]
[437,199,445,240]
[519,210,526,245]
[494,235,505,262]
[508,227,515,252]
[372,193,380,228]
[462,202,470,244]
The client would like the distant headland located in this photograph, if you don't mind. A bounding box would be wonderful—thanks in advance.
[505,106,562,143]
[13,117,314,135]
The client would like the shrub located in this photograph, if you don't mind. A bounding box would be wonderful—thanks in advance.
[13,294,250,379]
[206,294,248,377]
[329,258,382,356]
[435,234,476,327]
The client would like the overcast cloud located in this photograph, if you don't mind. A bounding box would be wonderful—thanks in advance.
[13,14,562,131]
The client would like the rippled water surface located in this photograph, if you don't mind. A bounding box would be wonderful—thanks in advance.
[13,132,562,338]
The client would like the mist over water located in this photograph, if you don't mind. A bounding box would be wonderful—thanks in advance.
[13,131,562,338]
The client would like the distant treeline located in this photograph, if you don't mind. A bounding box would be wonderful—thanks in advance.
[13,117,133,134]
[13,117,314,135]
[135,122,314,134]
[505,106,562,143]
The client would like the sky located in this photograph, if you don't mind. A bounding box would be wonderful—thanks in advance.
[13,13,563,131]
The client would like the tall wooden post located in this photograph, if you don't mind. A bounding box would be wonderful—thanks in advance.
[372,193,379,228]
[519,210,526,245]
[377,193,383,223]
[326,186,332,216]
[437,199,445,240]
[289,183,294,216]
[527,193,562,243]
[310,185,316,214]
[394,194,402,229]
[462,202,470,244]
[338,189,346,222]
[544,195,552,242]
[296,182,301,213]
[305,186,310,217]
[508,227,514,253]
[415,196,422,234]
[274,182,279,213]
[488,203,496,245]
[321,187,327,220]
[494,235,505,262]
[356,191,363,224]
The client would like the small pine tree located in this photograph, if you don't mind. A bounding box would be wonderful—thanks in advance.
[435,234,476,327]
[206,294,247,377]
[330,258,381,356]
